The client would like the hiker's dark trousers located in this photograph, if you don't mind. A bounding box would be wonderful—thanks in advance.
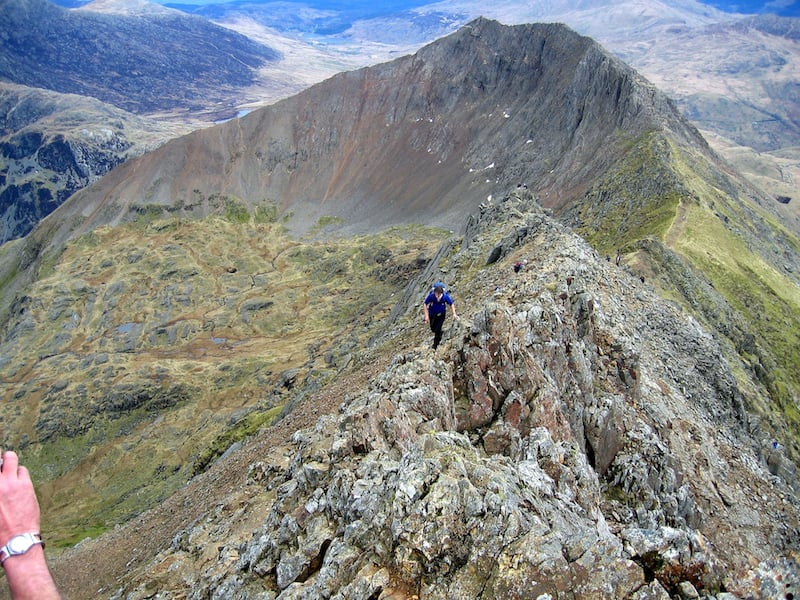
[430,313,446,349]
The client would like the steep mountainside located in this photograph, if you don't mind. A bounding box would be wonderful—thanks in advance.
[203,0,799,157]
[0,0,278,118]
[25,19,703,242]
[0,83,193,242]
[0,0,359,244]
[4,0,797,247]
[286,1,800,230]
[0,18,798,598]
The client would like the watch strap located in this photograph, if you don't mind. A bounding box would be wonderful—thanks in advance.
[0,533,44,564]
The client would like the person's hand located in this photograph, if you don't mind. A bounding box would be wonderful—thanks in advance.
[0,450,60,599]
[0,451,41,545]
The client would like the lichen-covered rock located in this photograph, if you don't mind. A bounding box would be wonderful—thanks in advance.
[225,362,647,599]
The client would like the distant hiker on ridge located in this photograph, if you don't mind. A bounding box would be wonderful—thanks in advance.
[423,282,458,350]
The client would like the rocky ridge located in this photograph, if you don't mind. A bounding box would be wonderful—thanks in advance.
[51,190,800,599]
[0,17,797,597]
[10,18,796,464]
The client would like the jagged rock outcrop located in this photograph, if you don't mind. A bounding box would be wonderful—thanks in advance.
[0,82,194,242]
[100,193,799,600]
[1,122,130,242]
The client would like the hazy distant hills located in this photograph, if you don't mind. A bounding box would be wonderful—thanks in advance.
[703,0,800,16]
[610,14,800,152]
[0,0,279,117]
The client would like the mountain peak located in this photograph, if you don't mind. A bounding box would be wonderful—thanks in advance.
[35,18,696,246]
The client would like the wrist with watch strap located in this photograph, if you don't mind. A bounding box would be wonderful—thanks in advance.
[0,533,44,564]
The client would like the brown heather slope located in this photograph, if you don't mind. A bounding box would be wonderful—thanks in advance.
[0,213,448,550]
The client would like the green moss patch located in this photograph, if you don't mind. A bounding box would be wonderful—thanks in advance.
[192,405,283,476]
[577,132,684,256]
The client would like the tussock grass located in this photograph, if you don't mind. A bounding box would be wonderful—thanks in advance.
[0,212,447,546]
[578,134,800,455]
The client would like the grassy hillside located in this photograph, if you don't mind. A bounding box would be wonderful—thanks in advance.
[575,132,800,458]
[0,205,447,545]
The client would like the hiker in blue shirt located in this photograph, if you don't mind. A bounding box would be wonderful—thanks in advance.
[423,283,458,350]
